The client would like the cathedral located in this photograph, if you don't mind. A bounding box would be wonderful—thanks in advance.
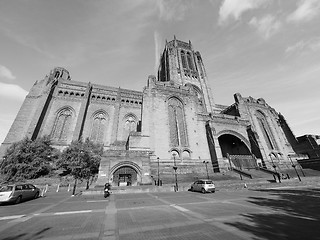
[0,37,304,186]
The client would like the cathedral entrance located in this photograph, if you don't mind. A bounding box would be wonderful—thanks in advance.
[113,166,137,186]
[218,134,251,157]
[218,134,255,169]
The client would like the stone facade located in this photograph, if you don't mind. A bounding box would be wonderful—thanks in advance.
[0,38,304,186]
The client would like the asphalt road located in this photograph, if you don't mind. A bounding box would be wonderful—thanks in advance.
[1,186,320,240]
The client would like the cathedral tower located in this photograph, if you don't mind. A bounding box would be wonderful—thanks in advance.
[157,36,215,113]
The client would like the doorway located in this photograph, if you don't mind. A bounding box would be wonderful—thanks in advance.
[113,166,137,186]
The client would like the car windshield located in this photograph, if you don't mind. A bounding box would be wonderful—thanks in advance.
[205,181,214,184]
[0,186,14,192]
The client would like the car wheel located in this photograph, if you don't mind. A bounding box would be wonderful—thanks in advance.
[15,196,22,204]
[201,188,206,194]
[190,187,194,192]
[211,190,215,193]
[34,192,39,199]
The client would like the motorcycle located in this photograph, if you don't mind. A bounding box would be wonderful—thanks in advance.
[104,189,110,198]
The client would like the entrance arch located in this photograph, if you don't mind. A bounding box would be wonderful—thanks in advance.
[218,134,251,157]
[113,166,137,186]
[110,161,142,186]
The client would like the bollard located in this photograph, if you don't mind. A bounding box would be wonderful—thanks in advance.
[41,187,46,197]
[56,183,60,192]
[67,183,71,192]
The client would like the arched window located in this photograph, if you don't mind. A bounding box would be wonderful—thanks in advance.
[187,52,194,70]
[90,112,107,143]
[181,51,187,69]
[171,150,180,159]
[51,108,73,141]
[182,150,191,159]
[192,85,204,112]
[54,71,60,79]
[256,111,277,150]
[197,56,203,74]
[168,98,188,147]
[123,115,137,140]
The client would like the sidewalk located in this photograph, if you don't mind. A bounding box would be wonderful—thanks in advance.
[82,175,320,195]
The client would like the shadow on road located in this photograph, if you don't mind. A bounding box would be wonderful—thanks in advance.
[226,188,320,240]
[2,227,51,240]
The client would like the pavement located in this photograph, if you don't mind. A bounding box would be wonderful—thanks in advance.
[82,175,320,195]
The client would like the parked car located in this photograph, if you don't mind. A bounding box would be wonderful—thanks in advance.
[0,183,40,204]
[190,179,215,193]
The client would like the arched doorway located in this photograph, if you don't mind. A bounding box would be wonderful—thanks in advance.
[218,134,251,157]
[218,134,256,169]
[113,166,138,186]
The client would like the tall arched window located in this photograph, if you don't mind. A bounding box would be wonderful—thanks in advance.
[197,56,204,76]
[256,111,277,150]
[187,52,194,70]
[192,85,204,112]
[123,114,137,140]
[90,112,107,143]
[181,51,187,69]
[168,98,188,147]
[51,108,73,141]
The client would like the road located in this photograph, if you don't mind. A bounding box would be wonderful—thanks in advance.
[0,186,320,240]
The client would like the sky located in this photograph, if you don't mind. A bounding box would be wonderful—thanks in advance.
[0,0,319,145]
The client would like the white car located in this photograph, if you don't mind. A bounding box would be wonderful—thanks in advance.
[190,179,215,193]
[0,183,40,204]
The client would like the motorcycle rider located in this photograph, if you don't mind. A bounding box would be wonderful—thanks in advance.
[104,183,110,198]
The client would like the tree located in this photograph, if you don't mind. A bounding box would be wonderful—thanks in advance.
[0,136,58,182]
[57,138,103,193]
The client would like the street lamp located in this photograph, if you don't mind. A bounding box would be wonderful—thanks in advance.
[72,150,84,196]
[269,153,281,183]
[172,152,178,192]
[202,159,209,179]
[288,155,301,182]
[0,156,6,169]
[157,157,160,186]
[71,167,81,196]
[269,153,277,173]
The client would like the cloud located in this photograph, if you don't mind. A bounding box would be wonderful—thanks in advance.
[286,38,320,54]
[218,0,270,25]
[0,65,16,80]
[287,0,320,23]
[156,0,192,21]
[0,82,28,101]
[249,15,282,39]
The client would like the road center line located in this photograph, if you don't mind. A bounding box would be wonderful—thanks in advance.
[87,200,109,203]
[0,215,25,221]
[170,204,190,212]
[54,210,92,215]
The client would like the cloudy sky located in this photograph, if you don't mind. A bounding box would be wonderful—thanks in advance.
[0,0,319,144]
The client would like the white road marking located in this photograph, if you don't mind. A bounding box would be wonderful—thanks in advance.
[170,204,190,212]
[0,215,25,221]
[86,200,109,203]
[54,210,92,215]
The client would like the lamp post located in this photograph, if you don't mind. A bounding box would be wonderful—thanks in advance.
[269,153,281,183]
[172,153,178,192]
[288,155,301,182]
[269,153,277,173]
[71,166,82,196]
[72,150,84,196]
[298,163,305,177]
[0,156,6,169]
[157,157,160,186]
[203,160,209,179]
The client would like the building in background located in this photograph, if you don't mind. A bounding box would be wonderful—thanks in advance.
[0,37,311,186]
